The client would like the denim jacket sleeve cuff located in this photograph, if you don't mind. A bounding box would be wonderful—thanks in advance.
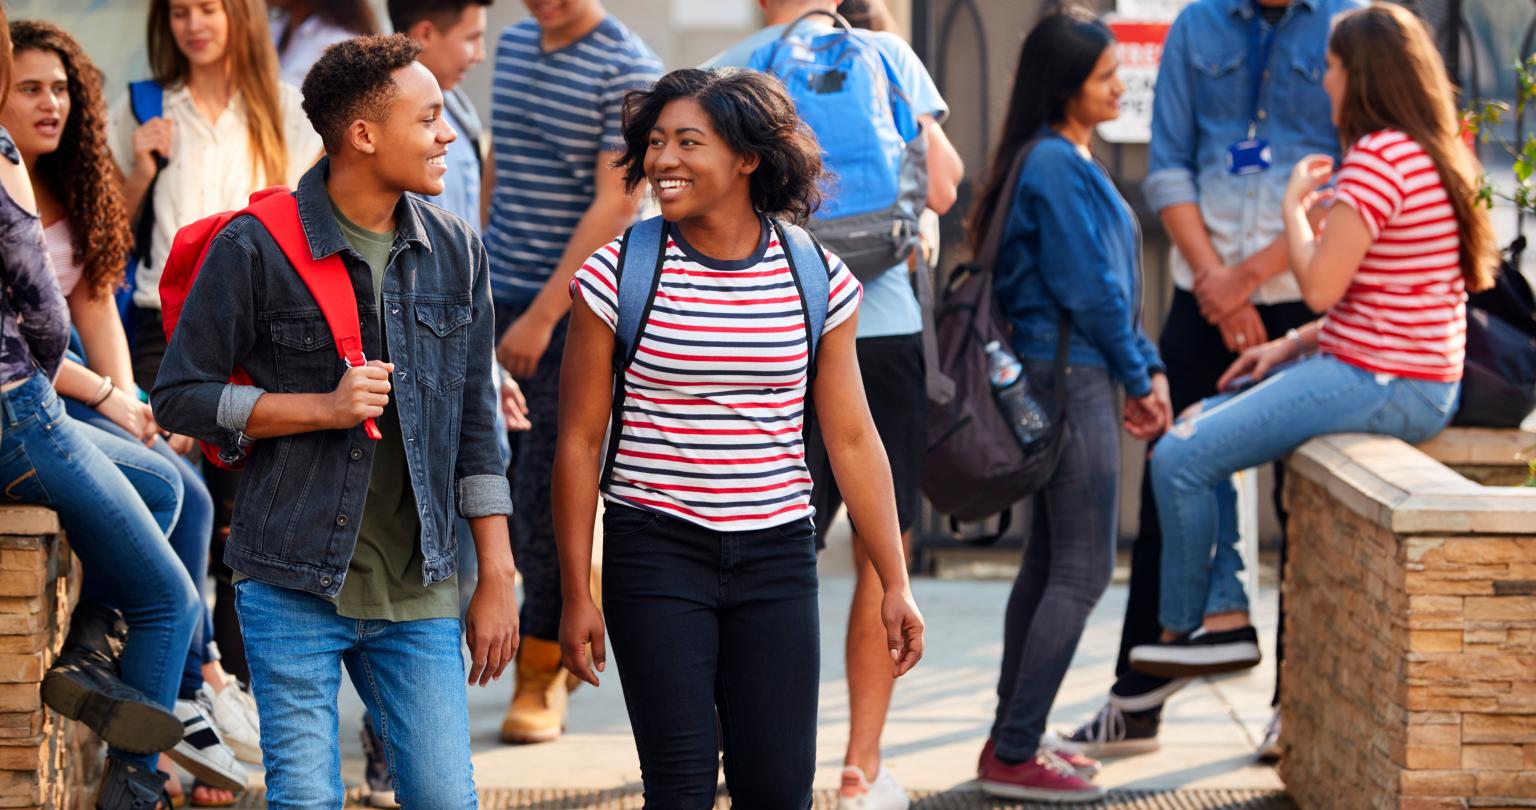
[459,474,513,518]
[1124,373,1154,399]
[216,383,266,433]
[1143,168,1199,213]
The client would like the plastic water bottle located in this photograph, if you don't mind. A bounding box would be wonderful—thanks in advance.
[985,341,1022,388]
[985,341,1052,450]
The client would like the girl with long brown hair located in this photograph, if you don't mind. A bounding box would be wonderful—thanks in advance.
[1129,3,1494,679]
[111,0,322,387]
[3,20,261,807]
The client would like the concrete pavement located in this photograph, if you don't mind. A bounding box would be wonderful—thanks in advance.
[236,513,1285,796]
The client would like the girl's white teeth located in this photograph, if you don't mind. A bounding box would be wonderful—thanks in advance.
[428,156,445,166]
[659,180,690,190]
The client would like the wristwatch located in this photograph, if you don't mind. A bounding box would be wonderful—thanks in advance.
[1285,328,1303,353]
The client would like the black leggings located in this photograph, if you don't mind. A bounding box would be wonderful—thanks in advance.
[602,504,820,810]
[1114,289,1315,706]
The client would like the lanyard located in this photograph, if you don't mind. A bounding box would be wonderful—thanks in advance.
[1247,0,1280,139]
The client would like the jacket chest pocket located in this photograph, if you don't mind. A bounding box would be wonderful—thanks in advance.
[412,300,471,395]
[268,315,341,393]
[1192,50,1247,122]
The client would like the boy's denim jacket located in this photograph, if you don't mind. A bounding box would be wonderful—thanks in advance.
[153,159,511,598]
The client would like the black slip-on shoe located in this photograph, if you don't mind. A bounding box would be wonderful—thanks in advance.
[1128,626,1262,678]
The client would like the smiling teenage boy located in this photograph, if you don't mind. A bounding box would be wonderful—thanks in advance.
[152,35,517,807]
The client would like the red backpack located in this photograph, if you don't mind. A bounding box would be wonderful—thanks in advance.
[159,186,381,469]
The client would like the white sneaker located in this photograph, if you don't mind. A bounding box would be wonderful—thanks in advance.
[166,699,248,792]
[198,682,261,764]
[1256,710,1283,763]
[836,766,910,810]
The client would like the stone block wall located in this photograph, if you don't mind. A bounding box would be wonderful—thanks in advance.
[1281,432,1536,810]
[0,505,98,809]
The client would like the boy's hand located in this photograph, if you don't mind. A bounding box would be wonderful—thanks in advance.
[328,361,393,429]
[465,567,519,686]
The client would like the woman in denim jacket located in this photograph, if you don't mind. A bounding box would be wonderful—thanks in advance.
[0,12,200,808]
[968,9,1172,802]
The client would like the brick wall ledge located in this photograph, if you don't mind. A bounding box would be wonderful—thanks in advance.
[1280,426,1536,810]
[1287,429,1535,535]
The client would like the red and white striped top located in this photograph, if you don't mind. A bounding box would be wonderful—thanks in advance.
[1323,129,1467,382]
[570,223,861,531]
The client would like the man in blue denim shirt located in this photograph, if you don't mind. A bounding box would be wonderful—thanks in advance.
[153,37,518,807]
[1057,0,1360,762]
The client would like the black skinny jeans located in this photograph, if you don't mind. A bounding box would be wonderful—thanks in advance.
[1113,289,1315,706]
[602,504,820,810]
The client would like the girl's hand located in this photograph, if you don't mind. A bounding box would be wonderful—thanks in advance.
[1216,337,1300,392]
[97,387,151,443]
[1284,155,1334,213]
[560,597,606,687]
[131,118,174,179]
[881,587,925,678]
[1123,373,1172,441]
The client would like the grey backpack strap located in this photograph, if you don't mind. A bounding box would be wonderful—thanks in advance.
[911,248,954,405]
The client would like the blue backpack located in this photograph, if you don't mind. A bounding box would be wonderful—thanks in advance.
[748,10,927,282]
[599,215,830,486]
[116,80,166,332]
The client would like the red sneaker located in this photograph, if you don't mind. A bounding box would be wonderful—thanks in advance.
[976,738,995,776]
[979,750,1106,803]
[1045,747,1102,780]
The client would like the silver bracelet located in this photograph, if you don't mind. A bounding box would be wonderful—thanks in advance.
[88,375,114,408]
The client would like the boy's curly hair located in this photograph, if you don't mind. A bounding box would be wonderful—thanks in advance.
[301,34,422,153]
[11,21,131,299]
[616,68,824,225]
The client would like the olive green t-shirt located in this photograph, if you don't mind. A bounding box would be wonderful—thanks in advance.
[330,199,457,621]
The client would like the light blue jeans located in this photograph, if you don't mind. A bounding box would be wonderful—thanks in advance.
[1152,355,1458,633]
[0,374,200,770]
[234,578,477,809]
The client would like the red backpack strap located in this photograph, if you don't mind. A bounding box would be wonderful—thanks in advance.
[246,191,382,442]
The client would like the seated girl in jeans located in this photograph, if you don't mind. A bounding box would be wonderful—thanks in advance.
[553,68,925,809]
[0,11,202,808]
[1131,3,1497,678]
[3,21,258,804]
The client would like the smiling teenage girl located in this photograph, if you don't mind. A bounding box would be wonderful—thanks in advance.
[555,68,924,810]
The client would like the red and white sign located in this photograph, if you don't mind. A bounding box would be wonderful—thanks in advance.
[1098,21,1173,144]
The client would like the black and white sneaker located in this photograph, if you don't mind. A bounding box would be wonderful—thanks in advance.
[165,699,247,793]
[1129,626,1262,678]
[1054,702,1162,758]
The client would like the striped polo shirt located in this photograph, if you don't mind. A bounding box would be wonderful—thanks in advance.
[1325,129,1466,382]
[485,17,662,306]
[571,222,862,531]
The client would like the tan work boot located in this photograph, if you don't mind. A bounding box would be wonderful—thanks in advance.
[500,637,568,744]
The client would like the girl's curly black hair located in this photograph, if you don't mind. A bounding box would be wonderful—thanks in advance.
[616,68,824,226]
[11,21,131,299]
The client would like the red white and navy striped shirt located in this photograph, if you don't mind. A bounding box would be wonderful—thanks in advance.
[1325,130,1466,382]
[570,223,861,531]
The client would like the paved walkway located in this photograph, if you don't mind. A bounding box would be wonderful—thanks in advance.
[238,516,1284,796]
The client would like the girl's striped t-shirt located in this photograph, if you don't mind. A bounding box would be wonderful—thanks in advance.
[570,222,861,531]
[1325,129,1467,382]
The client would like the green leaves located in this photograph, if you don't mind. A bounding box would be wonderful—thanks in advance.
[1465,54,1536,216]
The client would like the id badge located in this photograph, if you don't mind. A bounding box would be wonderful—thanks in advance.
[1226,138,1272,176]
